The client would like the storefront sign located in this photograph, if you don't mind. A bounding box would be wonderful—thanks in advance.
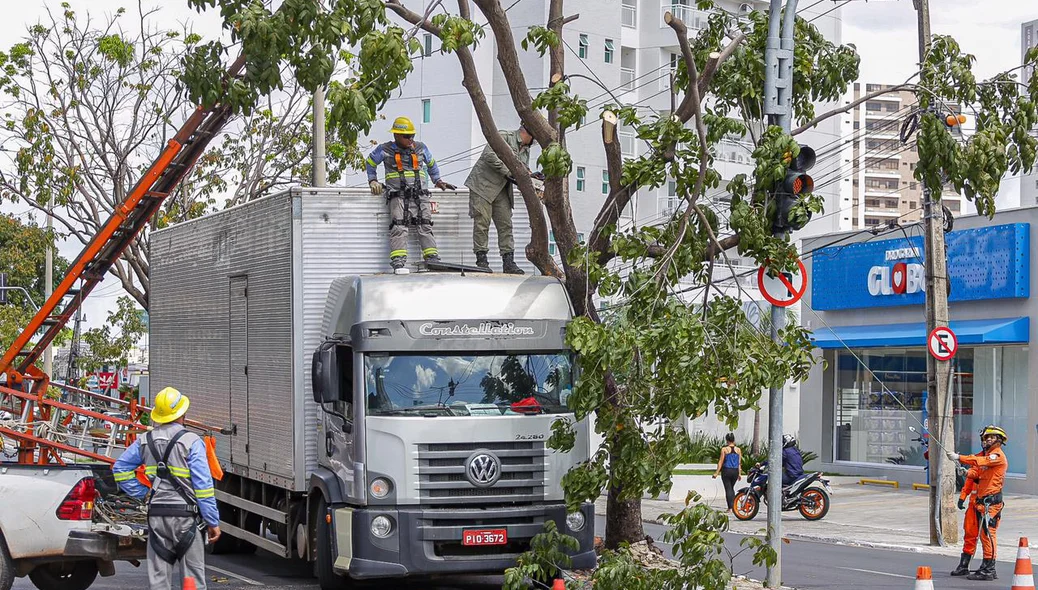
[812,223,1030,310]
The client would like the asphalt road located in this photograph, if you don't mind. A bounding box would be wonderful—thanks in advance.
[12,518,1023,590]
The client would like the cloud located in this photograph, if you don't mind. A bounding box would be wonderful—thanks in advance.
[414,364,437,393]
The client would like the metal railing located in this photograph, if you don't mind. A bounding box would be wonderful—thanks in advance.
[620,67,635,91]
[622,3,636,27]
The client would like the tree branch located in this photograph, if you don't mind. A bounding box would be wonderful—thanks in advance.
[791,83,913,136]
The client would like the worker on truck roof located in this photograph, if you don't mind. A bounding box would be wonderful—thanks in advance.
[366,116,456,274]
[112,387,220,590]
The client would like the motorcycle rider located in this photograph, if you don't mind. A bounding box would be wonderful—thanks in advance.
[946,425,1009,581]
[757,434,805,500]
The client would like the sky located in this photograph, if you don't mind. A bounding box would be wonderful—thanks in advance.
[0,0,1034,330]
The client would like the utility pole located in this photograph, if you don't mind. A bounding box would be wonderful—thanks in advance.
[913,0,957,546]
[763,0,799,585]
[313,87,327,187]
[44,208,53,378]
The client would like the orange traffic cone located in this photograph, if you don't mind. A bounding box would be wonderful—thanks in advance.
[913,566,934,590]
[551,579,566,590]
[183,578,197,590]
[1012,537,1036,590]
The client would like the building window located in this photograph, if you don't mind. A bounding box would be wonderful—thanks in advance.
[578,34,589,59]
[422,99,431,123]
[423,33,433,57]
[549,231,556,256]
[576,167,585,192]
[834,346,1027,473]
[602,170,610,194]
[604,39,614,64]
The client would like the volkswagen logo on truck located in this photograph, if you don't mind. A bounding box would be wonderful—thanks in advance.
[466,451,501,487]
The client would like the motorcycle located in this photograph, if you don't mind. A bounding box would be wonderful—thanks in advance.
[732,463,833,521]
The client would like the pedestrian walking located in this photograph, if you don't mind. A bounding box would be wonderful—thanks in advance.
[366,116,456,274]
[947,424,1009,581]
[713,432,743,512]
[464,125,538,274]
[112,387,220,590]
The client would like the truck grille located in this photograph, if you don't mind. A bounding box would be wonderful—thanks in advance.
[417,442,546,505]
[417,506,550,558]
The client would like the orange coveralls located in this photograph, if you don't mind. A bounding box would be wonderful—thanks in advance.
[958,445,1007,560]
[958,466,981,556]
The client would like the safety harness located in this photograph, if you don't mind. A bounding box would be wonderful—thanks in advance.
[144,429,201,565]
[976,492,1004,545]
[388,150,433,229]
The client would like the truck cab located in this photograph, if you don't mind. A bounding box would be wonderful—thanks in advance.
[309,273,595,583]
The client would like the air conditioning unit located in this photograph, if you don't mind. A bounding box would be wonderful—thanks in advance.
[739,3,753,14]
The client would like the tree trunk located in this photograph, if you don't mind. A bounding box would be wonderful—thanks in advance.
[752,408,761,455]
[604,470,644,549]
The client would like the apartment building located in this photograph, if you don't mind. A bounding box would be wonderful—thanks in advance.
[1022,19,1038,207]
[846,83,968,230]
[351,0,848,255]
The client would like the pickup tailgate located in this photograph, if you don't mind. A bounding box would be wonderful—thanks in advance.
[0,465,96,560]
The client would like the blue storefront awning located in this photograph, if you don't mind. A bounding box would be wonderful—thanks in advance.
[811,317,1029,349]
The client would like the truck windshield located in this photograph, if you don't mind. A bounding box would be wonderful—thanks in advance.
[364,352,573,416]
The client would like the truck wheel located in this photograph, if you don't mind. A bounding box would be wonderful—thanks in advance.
[0,533,14,590]
[314,496,346,590]
[28,561,98,590]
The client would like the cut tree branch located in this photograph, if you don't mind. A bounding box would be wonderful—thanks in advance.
[791,83,913,136]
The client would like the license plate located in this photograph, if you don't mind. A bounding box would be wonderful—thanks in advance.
[462,528,507,546]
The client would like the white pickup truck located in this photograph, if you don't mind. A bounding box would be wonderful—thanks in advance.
[0,464,145,590]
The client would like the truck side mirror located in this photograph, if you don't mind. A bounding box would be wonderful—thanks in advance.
[311,343,341,404]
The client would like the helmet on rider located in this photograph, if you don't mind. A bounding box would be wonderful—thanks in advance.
[782,434,797,449]
[979,424,1007,450]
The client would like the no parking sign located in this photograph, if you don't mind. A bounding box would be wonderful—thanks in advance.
[928,326,958,361]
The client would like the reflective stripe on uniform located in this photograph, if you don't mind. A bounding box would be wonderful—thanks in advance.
[194,487,215,499]
[390,249,408,258]
[113,470,135,482]
[365,157,377,167]
[423,247,438,256]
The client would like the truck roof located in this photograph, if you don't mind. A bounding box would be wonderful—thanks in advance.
[324,272,573,336]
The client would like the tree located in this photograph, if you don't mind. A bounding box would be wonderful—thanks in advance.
[186,0,1037,564]
[0,4,361,309]
[78,296,147,373]
[0,215,70,354]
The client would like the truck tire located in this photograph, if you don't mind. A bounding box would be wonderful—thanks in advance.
[0,532,13,590]
[28,561,98,590]
[314,496,346,590]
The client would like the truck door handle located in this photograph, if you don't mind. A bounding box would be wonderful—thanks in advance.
[325,433,333,455]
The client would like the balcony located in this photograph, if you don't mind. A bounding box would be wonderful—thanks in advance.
[863,168,900,178]
[620,67,635,91]
[622,2,637,27]
[661,4,709,29]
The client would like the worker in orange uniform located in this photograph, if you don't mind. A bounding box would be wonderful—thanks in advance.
[950,465,981,576]
[946,425,1009,581]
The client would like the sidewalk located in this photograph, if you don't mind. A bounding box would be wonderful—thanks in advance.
[595,473,1038,564]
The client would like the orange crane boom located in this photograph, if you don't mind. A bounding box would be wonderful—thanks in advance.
[0,56,244,464]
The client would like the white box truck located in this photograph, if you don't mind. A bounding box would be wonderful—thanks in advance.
[148,187,595,586]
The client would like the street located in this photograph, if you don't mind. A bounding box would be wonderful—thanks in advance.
[13,515,1015,590]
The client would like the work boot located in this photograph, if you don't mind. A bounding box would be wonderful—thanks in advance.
[391,255,409,275]
[950,552,971,576]
[501,251,525,275]
[424,253,441,264]
[966,559,996,581]
[475,251,491,271]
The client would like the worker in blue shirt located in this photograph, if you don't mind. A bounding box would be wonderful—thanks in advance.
[366,116,455,274]
[113,387,220,590]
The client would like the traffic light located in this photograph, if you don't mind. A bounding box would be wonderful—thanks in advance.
[944,113,967,128]
[771,145,816,236]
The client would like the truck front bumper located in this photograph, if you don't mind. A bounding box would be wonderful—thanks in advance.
[333,502,596,579]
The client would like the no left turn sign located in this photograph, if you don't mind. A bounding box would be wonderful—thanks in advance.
[757,259,807,308]
[928,326,958,361]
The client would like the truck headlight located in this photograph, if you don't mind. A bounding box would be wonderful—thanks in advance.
[369,478,391,499]
[370,515,394,538]
[566,511,586,532]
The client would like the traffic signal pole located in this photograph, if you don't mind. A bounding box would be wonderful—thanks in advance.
[913,0,957,546]
[763,0,799,585]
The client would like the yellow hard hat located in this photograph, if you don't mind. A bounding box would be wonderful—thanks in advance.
[151,387,190,424]
[980,425,1007,442]
[390,116,416,135]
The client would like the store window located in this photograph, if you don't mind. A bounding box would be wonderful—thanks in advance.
[834,346,1027,474]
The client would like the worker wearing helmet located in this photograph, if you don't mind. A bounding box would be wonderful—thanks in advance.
[463,125,537,274]
[365,116,456,274]
[112,388,221,590]
[946,425,1008,581]
[951,465,982,576]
